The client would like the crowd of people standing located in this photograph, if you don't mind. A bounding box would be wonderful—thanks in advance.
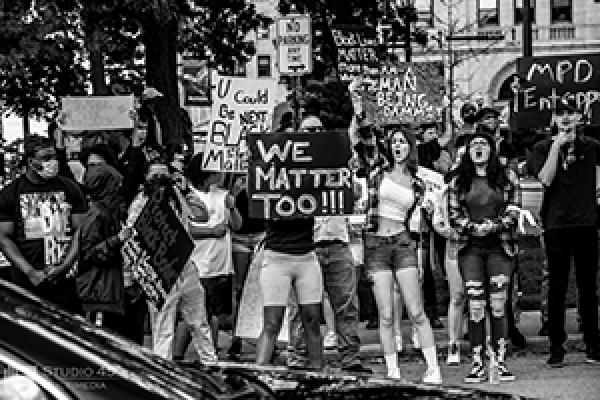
[0,90,598,387]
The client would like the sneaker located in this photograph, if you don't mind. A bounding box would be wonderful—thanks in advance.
[412,328,421,350]
[323,331,337,349]
[498,362,516,381]
[395,335,404,353]
[387,367,402,379]
[547,349,565,368]
[430,318,444,329]
[446,343,460,365]
[509,328,527,349]
[342,363,373,374]
[422,366,442,385]
[585,347,600,364]
[464,361,486,383]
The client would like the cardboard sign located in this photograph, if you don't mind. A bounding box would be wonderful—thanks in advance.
[331,25,379,82]
[202,75,278,172]
[60,95,134,131]
[514,54,600,130]
[247,131,354,219]
[123,188,194,309]
[368,62,445,125]
[182,65,211,106]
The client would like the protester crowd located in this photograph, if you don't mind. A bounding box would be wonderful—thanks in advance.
[0,89,598,388]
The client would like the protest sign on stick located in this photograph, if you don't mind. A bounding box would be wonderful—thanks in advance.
[247,131,354,219]
[122,188,194,310]
[60,95,135,131]
[367,62,445,125]
[202,75,278,172]
[514,54,600,130]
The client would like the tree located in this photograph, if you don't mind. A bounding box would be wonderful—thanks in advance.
[0,0,86,137]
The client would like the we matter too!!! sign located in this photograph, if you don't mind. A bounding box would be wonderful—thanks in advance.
[247,131,354,219]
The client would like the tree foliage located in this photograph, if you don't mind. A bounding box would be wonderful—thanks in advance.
[0,1,86,125]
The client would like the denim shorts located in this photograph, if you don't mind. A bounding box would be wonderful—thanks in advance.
[364,232,418,273]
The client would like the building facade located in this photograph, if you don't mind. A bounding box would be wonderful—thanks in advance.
[409,0,600,109]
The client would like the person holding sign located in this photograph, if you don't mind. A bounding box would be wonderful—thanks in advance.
[448,132,519,383]
[527,101,600,366]
[125,157,217,363]
[363,127,442,384]
[255,116,324,371]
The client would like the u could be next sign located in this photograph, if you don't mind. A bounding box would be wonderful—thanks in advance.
[277,14,312,76]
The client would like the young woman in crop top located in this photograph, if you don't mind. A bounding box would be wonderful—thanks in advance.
[363,128,442,384]
[448,132,519,384]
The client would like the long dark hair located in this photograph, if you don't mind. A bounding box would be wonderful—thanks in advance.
[382,127,419,176]
[454,134,508,194]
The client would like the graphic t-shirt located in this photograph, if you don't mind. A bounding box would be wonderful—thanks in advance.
[0,175,87,287]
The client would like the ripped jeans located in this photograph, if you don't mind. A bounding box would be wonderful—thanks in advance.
[459,242,513,361]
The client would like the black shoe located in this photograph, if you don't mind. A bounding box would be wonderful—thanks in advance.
[586,347,600,364]
[547,349,565,368]
[538,325,549,336]
[464,361,486,383]
[366,319,379,330]
[227,339,242,361]
[498,362,516,381]
[342,363,373,374]
[430,318,444,330]
[509,329,527,349]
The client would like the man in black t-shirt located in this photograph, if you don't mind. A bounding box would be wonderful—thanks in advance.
[528,102,600,366]
[0,135,87,313]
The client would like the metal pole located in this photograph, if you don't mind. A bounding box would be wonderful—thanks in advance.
[448,3,454,141]
[293,74,301,131]
[522,0,533,57]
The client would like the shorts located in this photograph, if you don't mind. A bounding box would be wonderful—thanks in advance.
[232,232,265,254]
[364,232,418,274]
[200,275,233,316]
[260,249,323,306]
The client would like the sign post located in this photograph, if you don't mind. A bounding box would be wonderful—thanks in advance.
[277,14,312,130]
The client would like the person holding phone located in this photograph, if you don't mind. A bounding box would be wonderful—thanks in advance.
[528,101,600,366]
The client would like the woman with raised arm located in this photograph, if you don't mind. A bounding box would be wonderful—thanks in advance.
[362,126,441,384]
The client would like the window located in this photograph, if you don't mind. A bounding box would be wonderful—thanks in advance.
[414,0,434,27]
[234,61,246,77]
[514,0,535,24]
[478,0,500,26]
[257,55,271,78]
[257,22,270,40]
[550,0,572,23]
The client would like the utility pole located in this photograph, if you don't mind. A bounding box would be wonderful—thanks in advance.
[522,0,533,57]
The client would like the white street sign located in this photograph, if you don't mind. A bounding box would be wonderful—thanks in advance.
[277,14,312,75]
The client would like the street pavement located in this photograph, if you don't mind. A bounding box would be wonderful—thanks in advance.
[194,308,600,399]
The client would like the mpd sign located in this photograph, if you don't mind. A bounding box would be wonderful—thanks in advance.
[277,14,312,75]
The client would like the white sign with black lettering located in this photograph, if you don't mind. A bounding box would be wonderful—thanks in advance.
[277,14,312,75]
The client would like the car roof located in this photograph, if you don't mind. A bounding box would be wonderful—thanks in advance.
[0,280,224,399]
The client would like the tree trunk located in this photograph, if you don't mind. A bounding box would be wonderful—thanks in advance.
[143,17,183,147]
[22,112,30,143]
[88,30,109,95]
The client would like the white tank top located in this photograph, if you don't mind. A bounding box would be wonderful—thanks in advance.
[378,175,414,222]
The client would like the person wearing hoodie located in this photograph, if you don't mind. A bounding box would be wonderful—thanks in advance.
[76,163,131,329]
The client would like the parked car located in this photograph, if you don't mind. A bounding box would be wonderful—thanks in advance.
[0,279,527,399]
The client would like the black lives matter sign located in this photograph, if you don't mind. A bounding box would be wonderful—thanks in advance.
[247,131,354,219]
[134,188,194,292]
[514,54,600,130]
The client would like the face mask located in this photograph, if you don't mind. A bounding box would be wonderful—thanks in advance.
[37,160,59,180]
